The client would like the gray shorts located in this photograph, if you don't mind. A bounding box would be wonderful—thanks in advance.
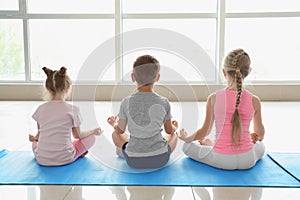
[122,142,171,169]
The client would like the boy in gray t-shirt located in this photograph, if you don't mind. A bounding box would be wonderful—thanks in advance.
[107,55,178,169]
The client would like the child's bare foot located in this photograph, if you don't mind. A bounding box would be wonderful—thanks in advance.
[116,148,124,157]
[80,151,88,158]
[107,116,117,127]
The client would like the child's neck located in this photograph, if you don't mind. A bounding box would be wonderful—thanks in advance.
[52,93,67,101]
[137,84,154,92]
[225,81,237,90]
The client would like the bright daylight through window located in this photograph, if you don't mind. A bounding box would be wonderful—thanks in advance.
[0,0,299,83]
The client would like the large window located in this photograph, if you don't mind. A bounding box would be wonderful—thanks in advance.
[0,0,19,11]
[0,0,299,84]
[0,20,25,80]
[29,19,115,81]
[27,0,114,14]
[225,18,300,81]
[225,0,300,82]
[122,19,216,83]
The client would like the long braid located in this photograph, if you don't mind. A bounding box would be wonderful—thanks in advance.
[226,49,247,146]
[231,68,243,146]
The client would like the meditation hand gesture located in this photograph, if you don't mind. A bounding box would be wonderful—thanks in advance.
[93,128,104,136]
[107,116,118,127]
[178,129,189,142]
[251,132,263,144]
[28,134,38,142]
[172,120,179,131]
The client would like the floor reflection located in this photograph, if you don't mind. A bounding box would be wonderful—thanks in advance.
[193,187,263,200]
[8,185,298,200]
[38,186,175,200]
[110,186,175,200]
[39,186,83,200]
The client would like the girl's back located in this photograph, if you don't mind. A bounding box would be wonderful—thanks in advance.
[213,89,254,154]
[32,101,81,166]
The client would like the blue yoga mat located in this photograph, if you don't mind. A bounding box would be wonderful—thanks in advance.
[0,149,8,158]
[268,152,300,182]
[0,150,299,187]
[0,150,103,185]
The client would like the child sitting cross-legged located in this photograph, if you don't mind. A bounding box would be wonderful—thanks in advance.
[107,55,178,169]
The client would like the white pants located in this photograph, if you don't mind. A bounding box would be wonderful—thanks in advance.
[183,141,265,170]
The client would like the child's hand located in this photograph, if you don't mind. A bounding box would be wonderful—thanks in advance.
[199,137,214,146]
[251,133,259,144]
[172,120,179,130]
[93,128,104,136]
[178,128,188,142]
[29,134,38,142]
[253,133,263,142]
[107,116,117,127]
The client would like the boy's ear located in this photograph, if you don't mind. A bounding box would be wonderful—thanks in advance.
[131,72,136,82]
[155,73,160,82]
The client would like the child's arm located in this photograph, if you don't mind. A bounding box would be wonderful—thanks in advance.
[251,95,265,143]
[164,120,178,135]
[29,123,40,142]
[107,116,127,134]
[178,94,215,143]
[72,127,103,139]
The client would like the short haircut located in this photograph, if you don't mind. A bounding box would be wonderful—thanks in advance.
[133,55,160,85]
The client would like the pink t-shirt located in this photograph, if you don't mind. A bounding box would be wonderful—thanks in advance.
[32,100,82,166]
[213,89,254,154]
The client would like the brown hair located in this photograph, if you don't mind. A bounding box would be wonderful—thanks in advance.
[42,66,71,99]
[223,49,251,146]
[133,55,160,85]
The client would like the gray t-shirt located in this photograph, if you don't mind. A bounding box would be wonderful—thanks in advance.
[118,92,172,157]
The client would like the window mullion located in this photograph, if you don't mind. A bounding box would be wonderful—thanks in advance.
[115,0,123,83]
[20,0,31,82]
[216,0,225,84]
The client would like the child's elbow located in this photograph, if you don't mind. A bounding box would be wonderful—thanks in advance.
[72,133,80,139]
[165,128,174,135]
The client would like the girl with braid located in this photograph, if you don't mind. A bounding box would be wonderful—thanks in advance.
[179,49,265,170]
[29,66,103,166]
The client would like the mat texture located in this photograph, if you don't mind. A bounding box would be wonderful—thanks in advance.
[0,151,299,187]
[268,152,300,182]
[0,150,103,185]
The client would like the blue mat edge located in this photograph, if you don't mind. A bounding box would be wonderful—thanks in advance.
[267,152,300,182]
[1,151,300,187]
[0,149,8,158]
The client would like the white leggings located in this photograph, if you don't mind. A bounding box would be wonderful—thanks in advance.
[183,141,265,170]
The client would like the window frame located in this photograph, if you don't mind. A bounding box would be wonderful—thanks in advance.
[0,0,299,100]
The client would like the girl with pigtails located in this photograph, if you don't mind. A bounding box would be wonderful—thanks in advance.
[29,66,103,166]
[179,49,265,170]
